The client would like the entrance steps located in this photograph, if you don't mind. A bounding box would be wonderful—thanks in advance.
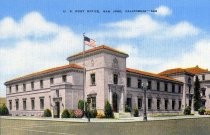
[114,112,131,119]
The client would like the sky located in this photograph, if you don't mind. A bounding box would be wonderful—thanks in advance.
[0,0,210,96]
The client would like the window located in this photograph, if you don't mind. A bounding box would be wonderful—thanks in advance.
[40,98,44,109]
[127,77,131,87]
[138,79,142,88]
[126,98,132,110]
[178,86,181,93]
[164,83,168,92]
[9,100,12,110]
[157,82,160,91]
[138,98,142,109]
[23,99,26,110]
[148,98,152,110]
[201,100,206,107]
[202,74,205,81]
[56,90,59,97]
[202,89,206,97]
[172,84,175,93]
[178,100,182,110]
[91,97,96,109]
[165,99,168,110]
[50,77,54,85]
[9,86,12,94]
[148,80,152,90]
[31,82,34,90]
[113,74,118,84]
[157,99,160,110]
[23,84,26,91]
[31,99,35,110]
[90,73,96,85]
[40,80,43,88]
[62,75,67,82]
[15,99,19,110]
[16,85,18,92]
[172,100,175,110]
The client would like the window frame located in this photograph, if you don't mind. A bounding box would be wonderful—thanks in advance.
[90,73,96,85]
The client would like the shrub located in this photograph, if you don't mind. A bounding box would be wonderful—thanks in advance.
[125,105,131,112]
[89,109,97,118]
[184,106,191,115]
[133,107,139,117]
[74,109,84,118]
[198,107,206,115]
[78,100,85,111]
[43,109,52,117]
[104,101,114,118]
[69,109,76,118]
[204,110,210,115]
[61,109,70,118]
[0,104,9,116]
[96,113,105,118]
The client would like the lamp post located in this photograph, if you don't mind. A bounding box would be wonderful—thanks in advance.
[142,81,148,121]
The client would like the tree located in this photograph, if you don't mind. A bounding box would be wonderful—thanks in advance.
[61,109,70,118]
[43,109,52,117]
[194,75,202,111]
[0,104,9,116]
[104,101,114,118]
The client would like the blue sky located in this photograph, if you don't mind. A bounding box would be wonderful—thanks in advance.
[0,0,210,96]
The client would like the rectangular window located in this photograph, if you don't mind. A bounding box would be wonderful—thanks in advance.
[16,85,18,92]
[202,74,205,81]
[15,99,19,110]
[56,90,59,97]
[138,79,142,88]
[9,86,12,94]
[164,83,168,92]
[178,86,181,93]
[172,100,176,110]
[172,84,175,93]
[127,77,131,87]
[90,73,96,85]
[113,74,118,84]
[126,98,132,110]
[31,99,35,110]
[157,82,160,91]
[148,98,152,110]
[50,77,54,85]
[9,100,12,110]
[157,99,160,110]
[40,98,44,109]
[165,99,168,110]
[91,97,96,109]
[23,84,26,91]
[148,80,152,90]
[178,100,182,110]
[62,75,67,82]
[23,100,26,110]
[138,98,142,109]
[40,80,43,88]
[31,82,34,90]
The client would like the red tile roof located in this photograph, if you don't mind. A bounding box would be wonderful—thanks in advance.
[159,66,208,76]
[126,68,183,83]
[68,45,128,60]
[5,64,83,84]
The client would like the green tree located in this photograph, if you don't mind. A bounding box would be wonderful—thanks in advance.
[0,104,9,115]
[194,75,202,111]
[104,101,114,118]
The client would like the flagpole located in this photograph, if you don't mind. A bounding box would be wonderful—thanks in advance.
[83,34,86,117]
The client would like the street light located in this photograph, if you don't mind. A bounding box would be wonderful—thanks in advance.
[142,81,148,121]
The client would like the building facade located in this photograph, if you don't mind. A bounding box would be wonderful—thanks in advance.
[5,45,210,117]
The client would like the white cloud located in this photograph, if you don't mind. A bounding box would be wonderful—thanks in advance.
[155,5,172,16]
[0,12,82,95]
[94,14,199,39]
[163,39,210,69]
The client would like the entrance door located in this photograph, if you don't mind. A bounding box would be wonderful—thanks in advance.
[112,93,118,112]
[55,102,60,118]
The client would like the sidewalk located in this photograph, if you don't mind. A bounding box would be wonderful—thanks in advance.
[1,115,210,123]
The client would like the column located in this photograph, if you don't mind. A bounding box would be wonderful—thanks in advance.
[120,91,124,112]
[109,88,112,106]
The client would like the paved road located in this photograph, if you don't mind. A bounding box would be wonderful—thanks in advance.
[1,117,210,135]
